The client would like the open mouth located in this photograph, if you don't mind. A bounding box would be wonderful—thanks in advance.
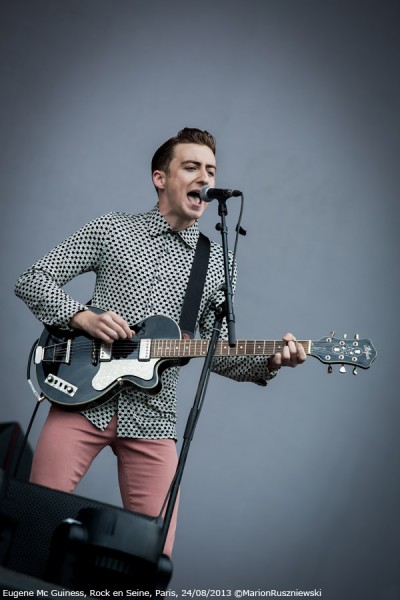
[187,190,202,205]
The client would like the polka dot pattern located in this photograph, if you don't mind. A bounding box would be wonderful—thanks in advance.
[15,207,277,439]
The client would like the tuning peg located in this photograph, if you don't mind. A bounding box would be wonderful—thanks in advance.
[329,331,335,338]
[327,365,333,374]
[339,365,346,373]
[352,367,358,376]
[343,334,347,339]
[354,334,359,340]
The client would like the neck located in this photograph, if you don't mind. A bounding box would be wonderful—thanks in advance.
[158,204,195,232]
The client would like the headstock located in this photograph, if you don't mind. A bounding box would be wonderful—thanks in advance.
[310,332,377,375]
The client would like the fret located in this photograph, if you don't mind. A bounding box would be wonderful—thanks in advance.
[237,341,246,355]
[245,341,253,355]
[257,342,264,354]
[154,340,159,357]
[220,342,229,356]
[155,339,160,357]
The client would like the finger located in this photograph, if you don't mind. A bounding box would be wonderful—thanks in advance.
[97,330,118,344]
[108,320,131,340]
[100,312,132,339]
[281,341,299,367]
[281,344,292,365]
[268,353,282,369]
[109,312,134,338]
[282,332,297,343]
[289,342,307,366]
[296,342,307,363]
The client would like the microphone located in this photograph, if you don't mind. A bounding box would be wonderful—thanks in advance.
[199,185,242,202]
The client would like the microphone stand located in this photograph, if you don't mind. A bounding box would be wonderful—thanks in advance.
[215,195,236,347]
[158,196,237,554]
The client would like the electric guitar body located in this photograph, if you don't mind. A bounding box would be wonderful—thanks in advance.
[35,308,181,409]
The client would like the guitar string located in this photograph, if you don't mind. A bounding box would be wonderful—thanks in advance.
[42,338,365,353]
[40,340,371,368]
[41,338,313,358]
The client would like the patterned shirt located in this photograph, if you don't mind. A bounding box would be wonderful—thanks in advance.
[15,206,276,438]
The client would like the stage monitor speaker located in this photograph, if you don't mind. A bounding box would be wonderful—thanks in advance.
[0,470,171,592]
[0,422,33,481]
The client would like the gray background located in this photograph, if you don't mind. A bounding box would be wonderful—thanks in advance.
[1,1,399,598]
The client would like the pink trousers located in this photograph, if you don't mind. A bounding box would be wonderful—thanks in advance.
[30,405,179,557]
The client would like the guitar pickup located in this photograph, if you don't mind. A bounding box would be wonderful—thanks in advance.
[139,339,151,361]
[99,343,112,361]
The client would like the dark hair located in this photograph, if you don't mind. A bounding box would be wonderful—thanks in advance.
[151,127,216,174]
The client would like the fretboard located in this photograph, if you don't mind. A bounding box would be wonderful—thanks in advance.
[151,339,311,359]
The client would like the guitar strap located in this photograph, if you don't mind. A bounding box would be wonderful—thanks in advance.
[179,232,211,338]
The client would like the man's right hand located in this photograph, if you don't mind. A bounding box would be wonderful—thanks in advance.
[69,309,134,343]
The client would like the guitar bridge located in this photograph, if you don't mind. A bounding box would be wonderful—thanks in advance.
[36,339,72,364]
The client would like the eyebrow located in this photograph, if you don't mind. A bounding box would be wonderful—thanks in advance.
[181,160,216,172]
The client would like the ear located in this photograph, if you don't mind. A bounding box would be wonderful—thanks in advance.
[152,170,166,192]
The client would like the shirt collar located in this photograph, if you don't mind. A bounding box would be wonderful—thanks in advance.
[145,205,200,249]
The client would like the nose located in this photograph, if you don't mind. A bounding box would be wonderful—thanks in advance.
[197,167,213,186]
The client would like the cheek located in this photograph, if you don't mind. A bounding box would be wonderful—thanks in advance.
[199,203,208,216]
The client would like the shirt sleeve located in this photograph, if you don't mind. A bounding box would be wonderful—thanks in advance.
[198,257,279,387]
[14,213,113,328]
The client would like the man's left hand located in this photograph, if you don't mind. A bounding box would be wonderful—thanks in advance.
[268,333,307,369]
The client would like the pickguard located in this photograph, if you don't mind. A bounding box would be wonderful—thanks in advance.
[92,358,159,390]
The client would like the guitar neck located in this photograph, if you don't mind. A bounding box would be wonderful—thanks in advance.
[151,338,311,359]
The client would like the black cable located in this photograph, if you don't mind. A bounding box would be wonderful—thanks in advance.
[12,338,45,478]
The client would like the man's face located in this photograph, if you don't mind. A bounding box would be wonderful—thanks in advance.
[153,143,216,230]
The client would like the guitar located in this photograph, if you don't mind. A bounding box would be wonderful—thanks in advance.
[33,307,377,409]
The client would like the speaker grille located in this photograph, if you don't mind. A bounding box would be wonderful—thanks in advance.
[0,471,141,579]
